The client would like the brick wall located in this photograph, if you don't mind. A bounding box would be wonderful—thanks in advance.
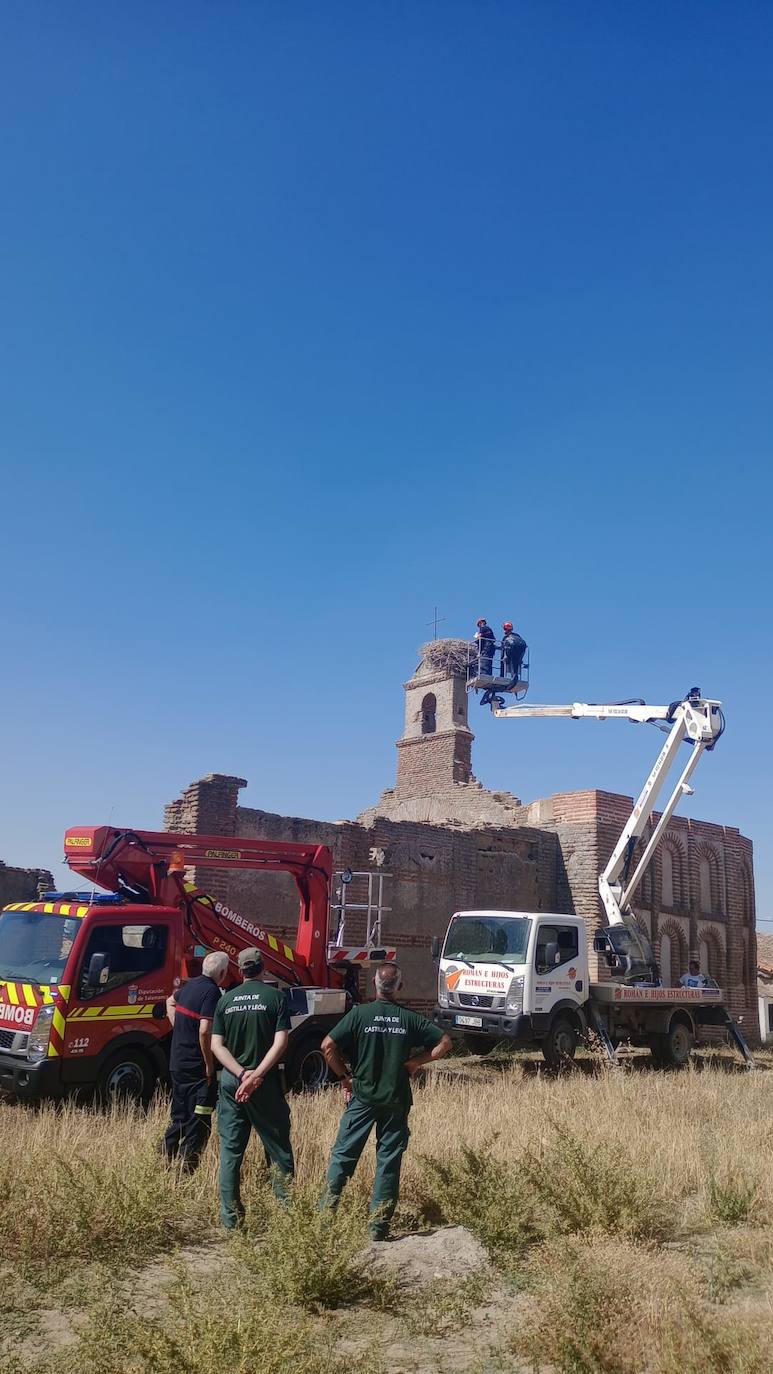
[520,789,758,1035]
[164,777,559,1011]
[164,773,247,901]
[396,730,473,794]
[0,861,54,909]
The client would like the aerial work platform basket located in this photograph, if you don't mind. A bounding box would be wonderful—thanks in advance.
[467,648,530,701]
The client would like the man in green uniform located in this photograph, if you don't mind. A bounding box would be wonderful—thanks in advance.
[211,947,293,1228]
[321,963,452,1240]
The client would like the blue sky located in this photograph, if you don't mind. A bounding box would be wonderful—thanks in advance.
[1,3,771,916]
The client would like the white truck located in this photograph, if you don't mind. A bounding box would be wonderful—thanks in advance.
[433,689,754,1069]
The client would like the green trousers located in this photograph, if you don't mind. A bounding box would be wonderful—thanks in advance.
[325,1096,410,1240]
[217,1069,294,1228]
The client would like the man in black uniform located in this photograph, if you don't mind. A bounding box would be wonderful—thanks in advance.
[474,618,496,677]
[161,950,229,1171]
[500,621,527,686]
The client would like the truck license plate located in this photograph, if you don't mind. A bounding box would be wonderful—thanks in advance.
[455,1014,483,1028]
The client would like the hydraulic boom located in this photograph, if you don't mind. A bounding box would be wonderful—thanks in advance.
[64,826,338,987]
[493,689,725,968]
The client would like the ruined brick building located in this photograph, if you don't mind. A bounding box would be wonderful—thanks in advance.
[0,861,53,911]
[165,642,758,1030]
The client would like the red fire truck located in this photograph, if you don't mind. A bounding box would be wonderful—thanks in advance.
[0,825,394,1103]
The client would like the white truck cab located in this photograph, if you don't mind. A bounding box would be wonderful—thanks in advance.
[435,910,589,1066]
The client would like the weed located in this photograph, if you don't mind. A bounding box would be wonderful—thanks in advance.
[418,1141,542,1261]
[519,1116,677,1243]
[708,1171,758,1225]
[394,1271,491,1336]
[234,1181,381,1311]
[513,1234,773,1374]
[22,1272,378,1374]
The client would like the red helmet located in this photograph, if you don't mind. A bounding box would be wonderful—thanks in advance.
[503,621,513,631]
[476,618,487,626]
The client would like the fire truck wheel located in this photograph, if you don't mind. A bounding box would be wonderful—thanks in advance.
[95,1049,156,1107]
[541,1015,578,1070]
[285,1035,332,1093]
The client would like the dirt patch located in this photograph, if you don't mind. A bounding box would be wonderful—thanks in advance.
[362,1226,490,1287]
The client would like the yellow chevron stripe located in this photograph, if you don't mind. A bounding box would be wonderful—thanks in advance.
[283,944,294,962]
[4,903,20,911]
[40,988,55,1005]
[58,985,71,1002]
[76,906,89,917]
[68,1004,155,1020]
[47,1042,59,1058]
[21,902,36,911]
[43,903,54,914]
[52,1008,66,1038]
[268,935,278,950]
[22,984,38,1008]
[6,984,19,1006]
[59,903,71,916]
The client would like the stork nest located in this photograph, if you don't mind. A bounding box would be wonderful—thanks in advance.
[419,637,476,675]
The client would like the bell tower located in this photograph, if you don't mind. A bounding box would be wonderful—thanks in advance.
[395,640,474,798]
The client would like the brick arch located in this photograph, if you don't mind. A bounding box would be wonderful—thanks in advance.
[657,918,687,988]
[740,862,754,926]
[696,843,722,917]
[660,832,687,910]
[697,924,725,984]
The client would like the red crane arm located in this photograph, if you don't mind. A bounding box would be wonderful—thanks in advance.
[63,826,335,987]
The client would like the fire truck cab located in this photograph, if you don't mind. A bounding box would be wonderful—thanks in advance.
[0,826,394,1103]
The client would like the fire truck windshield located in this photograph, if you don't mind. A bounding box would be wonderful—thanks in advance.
[0,908,77,984]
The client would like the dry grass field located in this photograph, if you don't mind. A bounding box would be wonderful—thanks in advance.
[3,1050,773,1373]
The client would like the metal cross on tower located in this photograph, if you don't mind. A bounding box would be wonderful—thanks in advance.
[426,606,445,640]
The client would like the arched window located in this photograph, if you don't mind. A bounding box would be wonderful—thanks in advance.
[697,846,721,916]
[420,693,437,735]
[699,929,723,983]
[659,921,688,987]
[660,933,672,988]
[662,847,674,908]
[661,835,686,909]
[699,857,712,913]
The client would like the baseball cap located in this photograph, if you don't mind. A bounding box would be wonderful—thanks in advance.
[238,947,263,973]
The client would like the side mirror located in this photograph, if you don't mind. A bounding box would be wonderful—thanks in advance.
[593,929,609,953]
[431,936,440,961]
[82,951,109,998]
[151,1002,168,1020]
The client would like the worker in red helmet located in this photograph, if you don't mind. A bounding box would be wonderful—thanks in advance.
[474,617,496,678]
[501,622,527,686]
